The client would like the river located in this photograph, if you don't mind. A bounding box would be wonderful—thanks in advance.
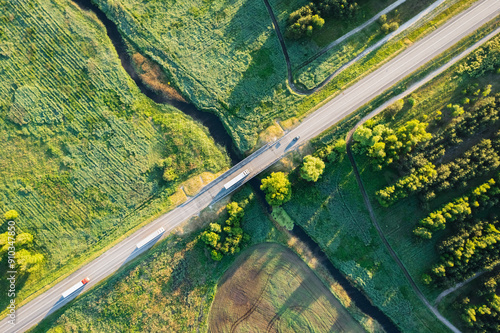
[72,0,400,331]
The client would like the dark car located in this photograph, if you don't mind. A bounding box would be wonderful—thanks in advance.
[293,136,300,141]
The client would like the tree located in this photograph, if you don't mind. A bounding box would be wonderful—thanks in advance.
[300,155,325,182]
[209,223,221,233]
[4,210,18,221]
[16,249,44,273]
[210,250,223,261]
[260,172,292,206]
[389,22,399,32]
[201,231,220,248]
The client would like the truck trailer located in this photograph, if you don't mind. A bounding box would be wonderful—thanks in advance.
[62,277,90,298]
[224,169,249,190]
[136,227,166,249]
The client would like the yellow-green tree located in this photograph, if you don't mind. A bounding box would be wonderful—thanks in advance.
[3,210,18,221]
[261,172,292,206]
[300,155,325,182]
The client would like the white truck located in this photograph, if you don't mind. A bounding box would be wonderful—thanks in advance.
[224,169,249,190]
[136,227,166,249]
[62,277,90,298]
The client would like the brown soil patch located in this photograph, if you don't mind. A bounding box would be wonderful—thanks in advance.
[208,243,364,333]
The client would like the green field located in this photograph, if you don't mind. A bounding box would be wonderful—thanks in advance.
[282,158,447,332]
[32,187,382,332]
[208,243,365,333]
[280,30,500,332]
[92,0,480,152]
[0,0,229,311]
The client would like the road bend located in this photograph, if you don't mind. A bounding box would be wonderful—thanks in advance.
[1,0,499,331]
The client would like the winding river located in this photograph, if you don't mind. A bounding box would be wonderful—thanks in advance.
[72,0,399,331]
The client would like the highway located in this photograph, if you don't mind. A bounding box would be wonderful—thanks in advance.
[1,0,499,331]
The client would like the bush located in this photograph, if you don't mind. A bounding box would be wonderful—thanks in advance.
[4,210,19,221]
[300,155,325,182]
[381,23,390,34]
[261,172,292,206]
[389,22,399,32]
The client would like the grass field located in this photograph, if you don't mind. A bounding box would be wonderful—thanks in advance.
[281,29,500,332]
[32,187,381,332]
[282,159,448,332]
[292,0,477,90]
[94,0,481,152]
[208,243,365,333]
[0,0,229,312]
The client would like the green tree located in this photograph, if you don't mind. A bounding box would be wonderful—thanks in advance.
[201,231,220,248]
[260,172,292,206]
[16,249,44,273]
[209,223,221,233]
[4,210,18,220]
[210,250,223,261]
[300,155,325,182]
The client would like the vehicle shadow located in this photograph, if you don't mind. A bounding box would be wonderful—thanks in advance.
[43,284,87,320]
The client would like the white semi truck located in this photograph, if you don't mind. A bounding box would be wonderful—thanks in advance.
[224,169,249,190]
[62,277,90,298]
[136,227,166,249]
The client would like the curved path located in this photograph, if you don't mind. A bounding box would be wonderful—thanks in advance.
[263,0,455,94]
[1,0,499,331]
[344,25,500,333]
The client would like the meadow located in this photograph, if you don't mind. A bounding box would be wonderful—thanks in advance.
[32,187,381,332]
[94,0,481,152]
[0,0,229,312]
[281,29,500,332]
[282,159,447,332]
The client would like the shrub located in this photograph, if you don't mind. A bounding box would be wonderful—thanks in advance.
[300,155,325,182]
[4,210,19,220]
[389,22,399,32]
[381,23,390,34]
[261,172,292,206]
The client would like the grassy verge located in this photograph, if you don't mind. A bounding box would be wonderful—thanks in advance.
[0,0,229,314]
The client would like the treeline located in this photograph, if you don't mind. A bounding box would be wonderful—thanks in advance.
[286,0,358,39]
[456,35,500,78]
[401,87,500,175]
[376,138,500,207]
[423,217,500,288]
[375,88,500,208]
[460,271,500,331]
[414,174,500,239]
[353,119,432,170]
[200,202,250,261]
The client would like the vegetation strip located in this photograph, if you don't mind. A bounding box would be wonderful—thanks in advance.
[343,26,500,333]
[265,0,455,93]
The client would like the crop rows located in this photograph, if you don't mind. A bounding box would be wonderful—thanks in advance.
[0,0,228,308]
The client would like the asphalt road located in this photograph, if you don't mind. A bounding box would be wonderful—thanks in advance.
[2,0,499,331]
